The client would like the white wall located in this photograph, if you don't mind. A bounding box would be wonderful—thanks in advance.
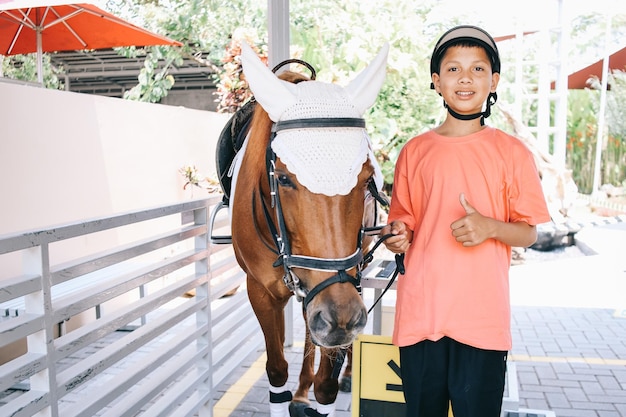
[0,82,230,275]
[0,82,229,234]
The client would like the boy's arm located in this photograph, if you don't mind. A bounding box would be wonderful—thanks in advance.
[450,193,538,248]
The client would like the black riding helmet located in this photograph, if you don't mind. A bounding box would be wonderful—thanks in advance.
[429,25,501,125]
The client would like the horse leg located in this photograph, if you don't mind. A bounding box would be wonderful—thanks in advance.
[339,346,352,392]
[295,320,316,402]
[288,309,315,416]
[246,276,292,417]
[280,340,345,394]
[289,345,340,417]
[313,346,342,416]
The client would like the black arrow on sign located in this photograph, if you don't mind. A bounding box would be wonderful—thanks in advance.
[385,359,403,392]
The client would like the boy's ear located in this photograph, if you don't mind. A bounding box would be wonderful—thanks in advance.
[491,72,500,92]
[431,73,441,95]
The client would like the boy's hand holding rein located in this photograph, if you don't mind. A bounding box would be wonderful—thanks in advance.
[381,221,413,253]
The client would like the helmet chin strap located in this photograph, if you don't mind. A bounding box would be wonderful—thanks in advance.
[443,92,497,126]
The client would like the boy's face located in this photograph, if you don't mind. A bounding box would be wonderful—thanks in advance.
[431,45,500,116]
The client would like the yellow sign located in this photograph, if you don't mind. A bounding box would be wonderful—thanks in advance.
[352,334,406,417]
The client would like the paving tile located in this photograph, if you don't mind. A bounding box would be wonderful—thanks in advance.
[615,403,626,416]
[558,372,602,383]
[546,391,570,408]
[524,398,550,410]
[596,411,621,417]
[562,387,588,402]
[534,365,557,380]
[586,396,626,408]
[518,371,540,385]
[551,408,600,417]
[542,378,583,389]
[582,380,609,395]
[522,384,565,394]
[598,375,622,390]
[570,401,618,411]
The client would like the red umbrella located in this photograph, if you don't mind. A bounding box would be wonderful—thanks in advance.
[0,0,182,83]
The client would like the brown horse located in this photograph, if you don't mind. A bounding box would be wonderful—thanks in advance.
[230,43,388,417]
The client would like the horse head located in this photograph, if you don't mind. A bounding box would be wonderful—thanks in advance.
[239,43,388,348]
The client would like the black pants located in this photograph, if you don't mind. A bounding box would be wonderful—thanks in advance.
[399,337,507,417]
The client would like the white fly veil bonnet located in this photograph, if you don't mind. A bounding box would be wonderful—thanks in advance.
[240,43,389,196]
[271,82,374,195]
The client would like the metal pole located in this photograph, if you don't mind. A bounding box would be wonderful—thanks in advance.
[267,0,294,347]
[267,0,289,68]
[553,0,569,170]
[37,27,44,85]
[536,26,551,155]
[591,13,612,195]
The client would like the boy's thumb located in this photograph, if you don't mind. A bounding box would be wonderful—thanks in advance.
[459,193,476,215]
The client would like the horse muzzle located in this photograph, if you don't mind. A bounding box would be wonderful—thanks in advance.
[305,284,367,348]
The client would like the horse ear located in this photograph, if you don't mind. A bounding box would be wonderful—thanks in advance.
[345,43,389,114]
[240,42,298,122]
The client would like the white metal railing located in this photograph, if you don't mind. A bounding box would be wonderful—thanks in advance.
[0,197,262,417]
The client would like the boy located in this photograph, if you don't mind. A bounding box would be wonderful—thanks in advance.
[381,25,551,416]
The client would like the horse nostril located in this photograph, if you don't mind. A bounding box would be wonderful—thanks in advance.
[309,310,331,334]
[348,306,368,332]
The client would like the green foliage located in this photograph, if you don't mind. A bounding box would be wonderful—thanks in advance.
[1,54,61,89]
[565,71,626,193]
[108,0,267,62]
[107,0,270,104]
[213,30,266,113]
[566,89,598,193]
[121,46,181,102]
[604,70,626,187]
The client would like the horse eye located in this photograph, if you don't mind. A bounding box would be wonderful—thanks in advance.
[277,173,295,188]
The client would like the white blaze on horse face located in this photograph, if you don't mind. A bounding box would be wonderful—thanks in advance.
[240,42,389,196]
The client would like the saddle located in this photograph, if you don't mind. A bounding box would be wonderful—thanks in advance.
[214,58,317,205]
[215,98,256,204]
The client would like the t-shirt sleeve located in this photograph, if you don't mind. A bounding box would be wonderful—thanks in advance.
[510,145,552,226]
[388,144,417,231]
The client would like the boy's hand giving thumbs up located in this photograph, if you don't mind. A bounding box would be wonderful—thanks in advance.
[450,193,493,247]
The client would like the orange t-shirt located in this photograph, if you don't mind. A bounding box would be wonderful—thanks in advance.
[388,127,551,351]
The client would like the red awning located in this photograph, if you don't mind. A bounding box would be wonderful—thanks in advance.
[493,31,537,42]
[559,46,626,89]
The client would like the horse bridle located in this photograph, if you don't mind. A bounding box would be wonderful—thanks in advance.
[259,116,384,310]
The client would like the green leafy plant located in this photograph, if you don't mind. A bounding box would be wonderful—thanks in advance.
[565,71,626,193]
[179,165,220,195]
[122,46,182,102]
[213,29,266,113]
